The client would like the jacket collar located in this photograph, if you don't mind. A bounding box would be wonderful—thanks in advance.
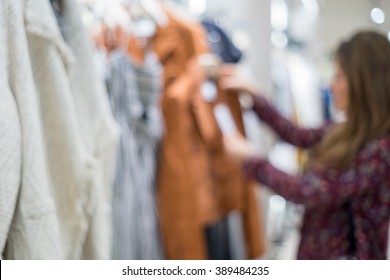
[24,0,74,73]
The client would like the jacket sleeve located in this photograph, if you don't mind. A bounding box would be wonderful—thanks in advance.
[242,138,390,209]
[0,88,22,257]
[0,0,20,256]
[252,95,328,148]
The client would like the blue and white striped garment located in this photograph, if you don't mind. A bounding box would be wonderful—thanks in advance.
[105,50,164,260]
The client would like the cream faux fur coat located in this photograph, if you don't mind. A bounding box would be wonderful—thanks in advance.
[0,0,119,259]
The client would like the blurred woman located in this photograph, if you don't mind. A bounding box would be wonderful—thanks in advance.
[222,31,390,259]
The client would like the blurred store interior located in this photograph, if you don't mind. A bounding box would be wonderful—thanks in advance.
[1,0,389,260]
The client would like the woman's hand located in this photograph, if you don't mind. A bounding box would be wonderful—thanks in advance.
[219,65,258,97]
[223,133,254,165]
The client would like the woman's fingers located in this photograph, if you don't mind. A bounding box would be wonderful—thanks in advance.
[219,76,242,92]
[219,64,237,77]
[223,133,252,164]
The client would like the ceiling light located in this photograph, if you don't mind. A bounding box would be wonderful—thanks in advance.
[370,7,385,24]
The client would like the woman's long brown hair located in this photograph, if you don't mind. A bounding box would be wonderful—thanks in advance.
[312,31,390,170]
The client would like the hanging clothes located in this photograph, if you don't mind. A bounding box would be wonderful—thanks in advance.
[153,10,218,260]
[105,49,164,260]
[201,18,245,260]
[201,19,243,64]
[205,217,231,260]
[0,0,22,258]
[205,80,266,260]
[2,0,67,259]
[153,7,265,260]
[1,0,119,259]
[60,0,120,259]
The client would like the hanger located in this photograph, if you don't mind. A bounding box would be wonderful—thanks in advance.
[92,1,132,32]
[82,0,132,53]
[121,0,168,26]
[161,0,199,24]
[140,0,168,27]
[120,0,168,38]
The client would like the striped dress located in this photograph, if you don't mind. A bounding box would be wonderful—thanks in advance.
[106,50,164,260]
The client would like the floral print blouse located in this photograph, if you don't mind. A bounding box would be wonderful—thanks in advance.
[243,96,390,259]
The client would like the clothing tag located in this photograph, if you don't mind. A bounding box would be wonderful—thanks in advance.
[214,104,237,136]
[201,80,218,102]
